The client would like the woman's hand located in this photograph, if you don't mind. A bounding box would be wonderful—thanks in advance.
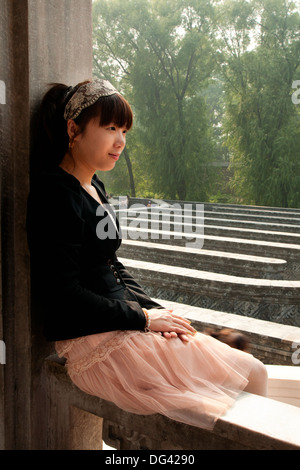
[146,308,197,342]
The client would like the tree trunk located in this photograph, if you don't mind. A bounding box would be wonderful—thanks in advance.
[123,147,136,197]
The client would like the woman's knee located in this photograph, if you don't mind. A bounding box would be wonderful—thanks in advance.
[245,358,268,396]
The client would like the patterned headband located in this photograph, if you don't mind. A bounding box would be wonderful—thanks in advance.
[64,79,119,121]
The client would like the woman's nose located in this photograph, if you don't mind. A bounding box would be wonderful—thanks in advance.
[115,130,126,147]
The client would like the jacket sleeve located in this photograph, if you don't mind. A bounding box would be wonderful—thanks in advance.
[27,177,147,341]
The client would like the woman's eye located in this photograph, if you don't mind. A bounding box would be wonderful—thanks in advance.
[107,126,127,134]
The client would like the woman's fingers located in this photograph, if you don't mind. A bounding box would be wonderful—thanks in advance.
[147,308,197,335]
[172,316,196,334]
[161,332,194,343]
[162,331,178,339]
[178,333,191,342]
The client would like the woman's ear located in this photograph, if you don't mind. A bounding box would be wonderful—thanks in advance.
[67,119,80,141]
[67,119,81,150]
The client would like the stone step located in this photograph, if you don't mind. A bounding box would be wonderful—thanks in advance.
[203,211,300,231]
[128,197,300,210]
[192,214,300,233]
[118,226,300,262]
[118,239,287,280]
[205,203,300,217]
[122,215,300,244]
[116,205,300,227]
[126,198,300,220]
[118,257,300,327]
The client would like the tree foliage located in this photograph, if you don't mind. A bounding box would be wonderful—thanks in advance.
[93,0,217,201]
[93,0,300,207]
[216,0,300,206]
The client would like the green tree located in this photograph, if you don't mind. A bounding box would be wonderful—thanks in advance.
[216,0,300,207]
[93,0,217,201]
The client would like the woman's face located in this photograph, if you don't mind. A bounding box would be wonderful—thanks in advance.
[71,118,127,172]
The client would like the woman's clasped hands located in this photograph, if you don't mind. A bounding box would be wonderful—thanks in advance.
[146,308,197,342]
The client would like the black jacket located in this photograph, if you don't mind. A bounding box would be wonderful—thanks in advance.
[27,167,163,341]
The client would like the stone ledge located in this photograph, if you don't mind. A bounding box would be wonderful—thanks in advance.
[219,392,300,449]
[127,198,300,218]
[266,365,300,407]
[119,257,300,289]
[45,358,300,450]
[192,214,300,233]
[124,214,300,244]
[121,239,286,264]
[119,257,300,326]
[119,239,286,279]
[119,257,300,306]
[119,226,300,261]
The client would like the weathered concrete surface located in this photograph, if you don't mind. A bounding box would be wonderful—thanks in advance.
[0,0,31,450]
[0,0,92,450]
[28,0,93,110]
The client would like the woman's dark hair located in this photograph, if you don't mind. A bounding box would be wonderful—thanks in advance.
[30,80,133,174]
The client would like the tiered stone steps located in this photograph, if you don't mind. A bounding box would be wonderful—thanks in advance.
[114,200,300,326]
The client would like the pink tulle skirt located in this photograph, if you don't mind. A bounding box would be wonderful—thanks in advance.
[56,329,255,430]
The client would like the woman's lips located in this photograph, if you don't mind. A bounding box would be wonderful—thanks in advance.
[109,153,120,161]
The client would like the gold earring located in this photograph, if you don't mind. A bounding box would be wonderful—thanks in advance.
[69,138,74,150]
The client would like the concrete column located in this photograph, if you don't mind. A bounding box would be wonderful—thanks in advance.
[0,0,92,450]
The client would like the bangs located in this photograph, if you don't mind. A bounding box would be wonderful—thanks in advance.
[98,94,133,130]
[76,93,133,130]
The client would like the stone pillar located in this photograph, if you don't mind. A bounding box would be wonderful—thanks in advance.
[0,0,92,450]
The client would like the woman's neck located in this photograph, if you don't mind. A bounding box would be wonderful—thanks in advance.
[59,152,94,186]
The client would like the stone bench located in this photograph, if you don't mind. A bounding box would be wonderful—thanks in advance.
[118,239,287,279]
[118,257,300,327]
[45,356,300,450]
[42,300,300,450]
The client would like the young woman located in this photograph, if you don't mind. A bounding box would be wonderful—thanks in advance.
[27,79,267,430]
